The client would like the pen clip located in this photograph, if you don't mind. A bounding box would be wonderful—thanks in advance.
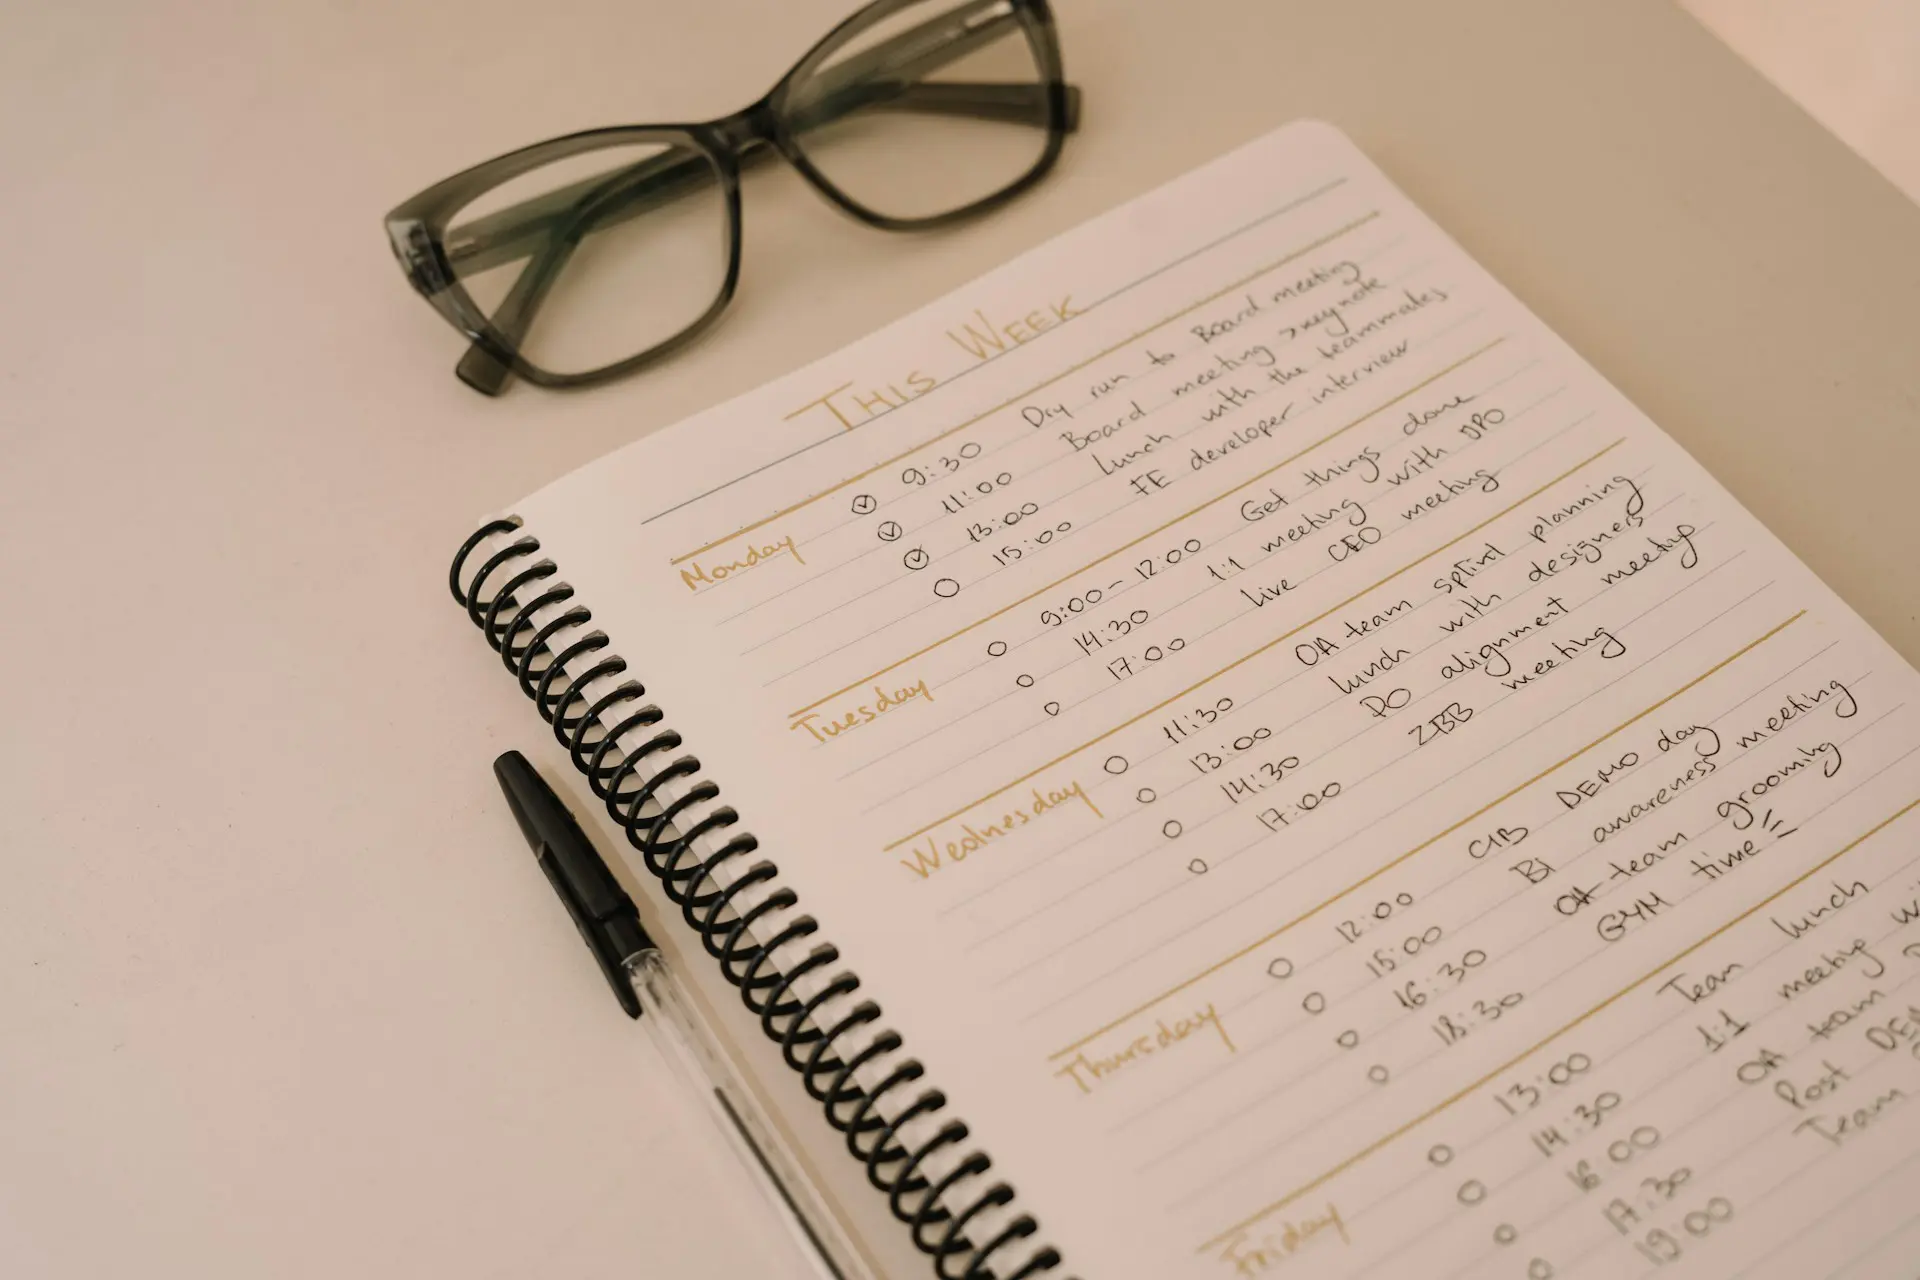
[496,751,653,1017]
[538,849,646,1019]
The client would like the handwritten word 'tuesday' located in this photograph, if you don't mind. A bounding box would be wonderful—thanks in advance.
[790,679,934,745]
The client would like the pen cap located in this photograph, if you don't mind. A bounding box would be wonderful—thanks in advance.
[495,750,587,865]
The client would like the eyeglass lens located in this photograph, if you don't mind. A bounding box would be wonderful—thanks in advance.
[784,0,1052,221]
[442,141,731,378]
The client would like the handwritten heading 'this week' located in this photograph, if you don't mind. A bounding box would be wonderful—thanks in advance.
[782,294,1081,433]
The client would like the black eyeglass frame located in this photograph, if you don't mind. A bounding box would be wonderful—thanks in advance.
[385,0,1076,395]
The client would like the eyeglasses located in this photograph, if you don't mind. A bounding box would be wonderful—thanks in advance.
[384,0,1078,396]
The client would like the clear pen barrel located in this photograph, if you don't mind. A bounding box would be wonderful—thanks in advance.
[626,949,868,1280]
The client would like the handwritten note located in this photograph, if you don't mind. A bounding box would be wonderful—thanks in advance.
[510,122,1920,1278]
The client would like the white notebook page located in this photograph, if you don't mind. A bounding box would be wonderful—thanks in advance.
[514,122,1920,1278]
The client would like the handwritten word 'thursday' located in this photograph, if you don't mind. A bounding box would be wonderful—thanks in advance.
[789,679,934,745]
[1053,1003,1236,1094]
[679,534,803,592]
[900,779,1101,879]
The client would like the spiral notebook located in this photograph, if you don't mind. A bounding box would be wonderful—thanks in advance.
[449,121,1920,1278]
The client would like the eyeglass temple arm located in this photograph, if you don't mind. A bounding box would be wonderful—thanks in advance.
[786,79,1078,134]
[447,79,1074,281]
[445,150,711,280]
[454,5,1077,393]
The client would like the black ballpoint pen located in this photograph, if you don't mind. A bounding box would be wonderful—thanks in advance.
[494,751,866,1280]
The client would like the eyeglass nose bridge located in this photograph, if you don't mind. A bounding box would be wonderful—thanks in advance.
[711,100,783,156]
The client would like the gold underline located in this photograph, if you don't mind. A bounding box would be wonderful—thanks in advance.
[1196,790,1919,1254]
[670,211,1383,568]
[791,335,1506,721]
[1047,609,1804,1061]
[881,437,1623,855]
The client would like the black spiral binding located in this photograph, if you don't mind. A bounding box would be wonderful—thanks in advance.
[452,517,1070,1280]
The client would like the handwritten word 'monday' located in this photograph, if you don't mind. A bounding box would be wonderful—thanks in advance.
[679,534,803,591]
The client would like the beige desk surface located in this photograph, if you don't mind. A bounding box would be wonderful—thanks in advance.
[4,2,1918,1276]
